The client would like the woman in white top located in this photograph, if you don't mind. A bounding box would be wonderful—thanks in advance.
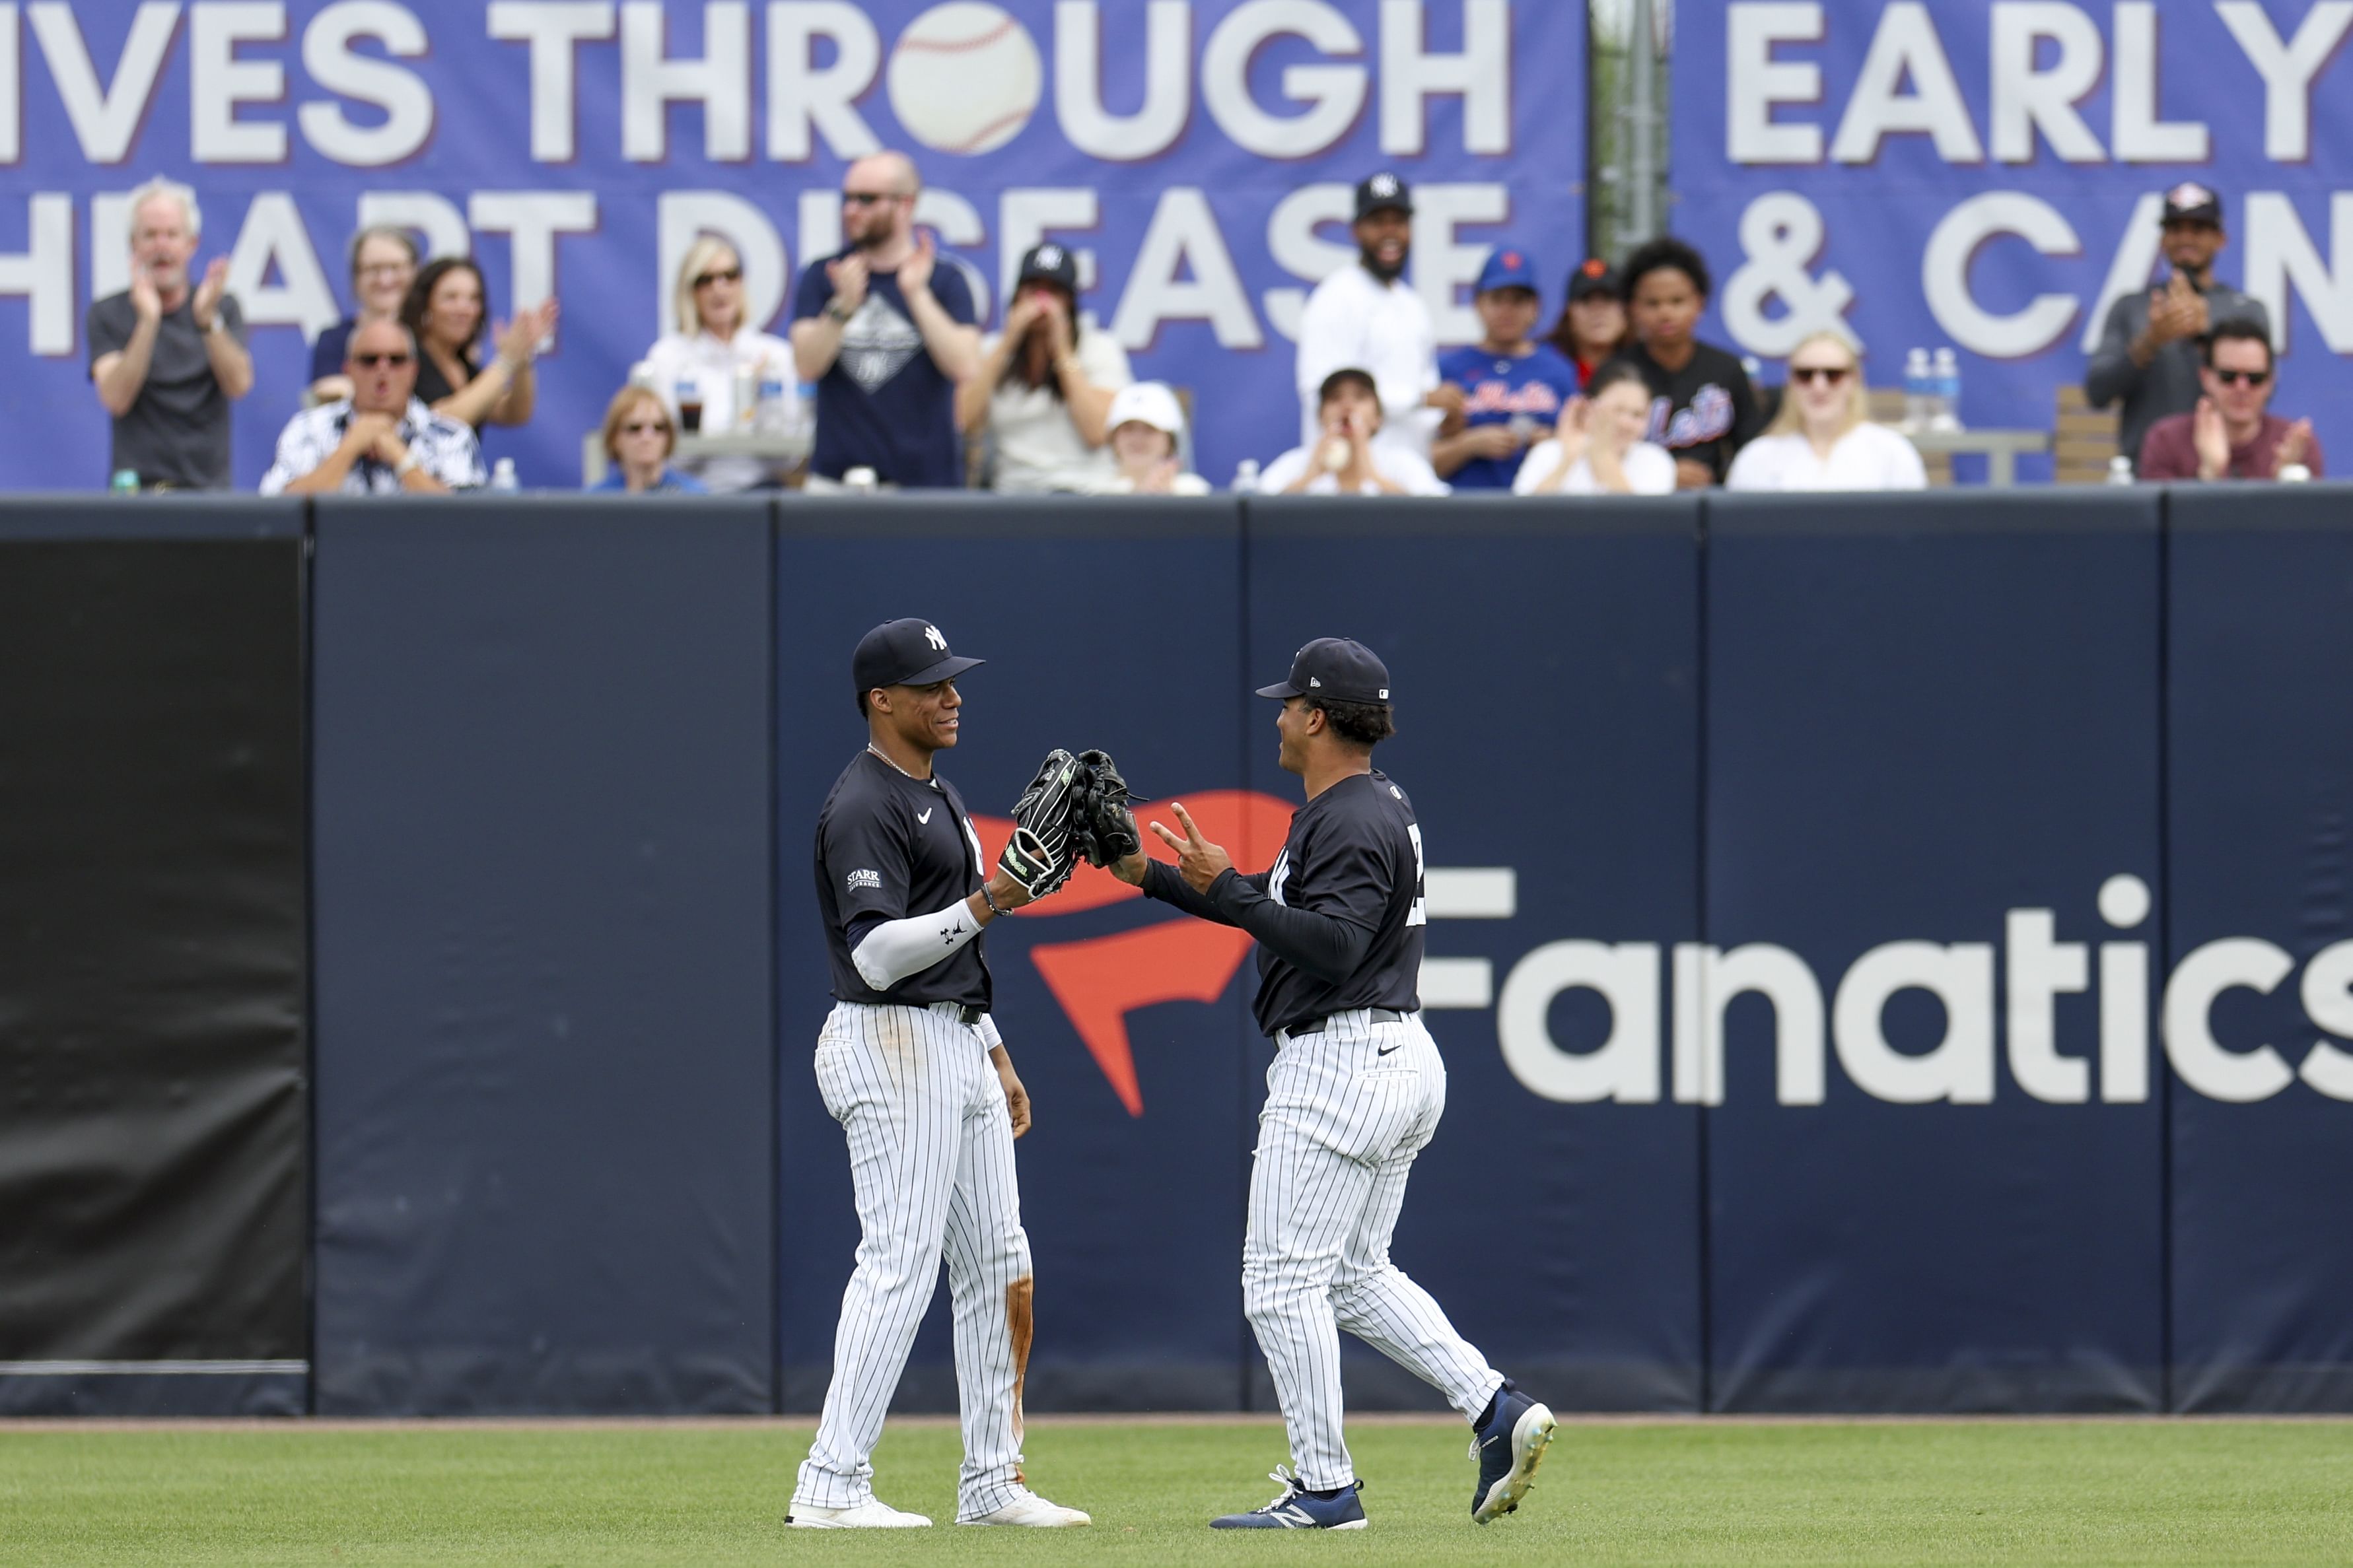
[1261,368,1450,496]
[1726,329,1927,492]
[640,236,797,493]
[958,242,1133,493]
[1514,361,1677,496]
[1092,382,1211,495]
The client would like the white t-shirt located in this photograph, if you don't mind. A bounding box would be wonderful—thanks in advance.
[1294,263,1440,459]
[1726,422,1928,492]
[1512,439,1677,496]
[981,327,1133,494]
[1261,441,1451,496]
[641,327,797,492]
[1088,470,1213,496]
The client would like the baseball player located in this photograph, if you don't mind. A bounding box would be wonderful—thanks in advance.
[789,618,1090,1530]
[1100,638,1557,1529]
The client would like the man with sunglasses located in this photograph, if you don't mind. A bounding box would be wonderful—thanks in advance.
[790,151,979,489]
[2086,184,2270,474]
[260,318,482,494]
[2136,320,2322,483]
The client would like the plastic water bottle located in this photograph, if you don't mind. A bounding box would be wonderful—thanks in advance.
[795,380,820,440]
[1902,349,1932,432]
[755,370,789,436]
[732,361,758,430]
[1231,458,1261,494]
[2107,455,2136,485]
[489,457,519,492]
[1930,347,1963,432]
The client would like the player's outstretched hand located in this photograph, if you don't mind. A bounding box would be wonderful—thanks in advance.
[1150,801,1233,893]
[1072,749,1142,868]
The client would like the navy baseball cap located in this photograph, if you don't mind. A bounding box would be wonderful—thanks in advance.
[1354,171,1413,219]
[1016,241,1078,290]
[1256,638,1391,704]
[1476,248,1539,295]
[2161,181,2223,226]
[854,618,984,696]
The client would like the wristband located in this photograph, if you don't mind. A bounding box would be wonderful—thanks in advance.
[979,881,1008,918]
[825,298,855,324]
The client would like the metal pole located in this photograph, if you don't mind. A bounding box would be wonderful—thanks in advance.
[1623,0,1659,249]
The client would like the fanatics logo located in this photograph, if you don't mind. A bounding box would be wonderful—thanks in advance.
[847,868,882,892]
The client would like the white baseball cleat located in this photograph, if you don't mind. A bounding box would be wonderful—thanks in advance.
[960,1490,1093,1526]
[788,1498,932,1528]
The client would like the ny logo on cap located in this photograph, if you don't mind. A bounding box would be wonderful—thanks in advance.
[1369,173,1399,197]
[924,624,947,650]
[1035,244,1063,269]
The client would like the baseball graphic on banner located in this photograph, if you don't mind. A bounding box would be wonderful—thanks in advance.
[888,3,1043,155]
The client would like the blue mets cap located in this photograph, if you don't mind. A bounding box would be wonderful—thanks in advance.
[1255,638,1391,705]
[854,618,984,697]
[1475,248,1540,295]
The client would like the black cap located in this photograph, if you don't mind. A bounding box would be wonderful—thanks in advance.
[1566,256,1622,302]
[1354,171,1413,220]
[1255,637,1391,705]
[854,618,984,699]
[2161,181,2223,226]
[1016,241,1078,290]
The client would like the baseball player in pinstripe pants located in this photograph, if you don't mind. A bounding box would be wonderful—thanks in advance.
[1111,638,1558,1530]
[788,619,1089,1530]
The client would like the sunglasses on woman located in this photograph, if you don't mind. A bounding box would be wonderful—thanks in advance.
[693,267,742,288]
[621,420,671,435]
[1789,364,1852,385]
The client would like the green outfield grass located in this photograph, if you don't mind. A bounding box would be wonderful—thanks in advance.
[1,1416,2348,1566]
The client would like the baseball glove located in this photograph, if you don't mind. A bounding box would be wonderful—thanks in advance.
[1001,748,1085,898]
[1072,748,1141,868]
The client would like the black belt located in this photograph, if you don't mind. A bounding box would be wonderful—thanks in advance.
[1286,1007,1408,1037]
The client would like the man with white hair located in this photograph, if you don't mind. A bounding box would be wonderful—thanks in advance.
[87,178,252,490]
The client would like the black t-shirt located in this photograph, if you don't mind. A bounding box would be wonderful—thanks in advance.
[814,750,992,1009]
[1145,770,1426,1038]
[86,290,246,490]
[416,345,483,434]
[790,252,975,487]
[1608,340,1763,483]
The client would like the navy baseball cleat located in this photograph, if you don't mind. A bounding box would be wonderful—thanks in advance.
[1469,1379,1558,1523]
[1209,1466,1368,1530]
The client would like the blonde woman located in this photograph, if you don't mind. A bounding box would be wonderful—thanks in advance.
[590,386,709,494]
[1726,329,1927,491]
[641,236,798,491]
[1513,362,1676,495]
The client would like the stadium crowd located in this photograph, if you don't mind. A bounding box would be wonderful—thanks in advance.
[90,166,2321,498]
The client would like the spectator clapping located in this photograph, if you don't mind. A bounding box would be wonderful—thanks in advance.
[2136,321,2322,482]
[403,256,557,436]
[1514,362,1675,496]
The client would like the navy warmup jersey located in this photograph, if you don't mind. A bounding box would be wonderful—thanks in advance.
[814,751,992,1008]
[1144,770,1426,1038]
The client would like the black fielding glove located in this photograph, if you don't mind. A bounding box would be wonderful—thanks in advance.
[1072,748,1142,868]
[1002,748,1084,897]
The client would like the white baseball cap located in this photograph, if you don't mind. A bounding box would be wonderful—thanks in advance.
[1107,381,1185,438]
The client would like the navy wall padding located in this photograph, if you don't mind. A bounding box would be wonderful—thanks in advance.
[775,496,1252,1412]
[310,500,776,1415]
[1243,496,1706,1412]
[1703,490,2165,1412]
[2165,487,2353,1412]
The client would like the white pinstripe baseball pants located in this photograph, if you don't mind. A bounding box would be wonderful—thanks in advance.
[793,1001,1034,1520]
[1245,1010,1504,1491]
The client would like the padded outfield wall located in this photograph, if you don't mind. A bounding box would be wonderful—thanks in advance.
[2,489,2349,1415]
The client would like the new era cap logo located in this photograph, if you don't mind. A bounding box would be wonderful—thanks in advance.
[1309,676,1322,687]
[924,624,947,650]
